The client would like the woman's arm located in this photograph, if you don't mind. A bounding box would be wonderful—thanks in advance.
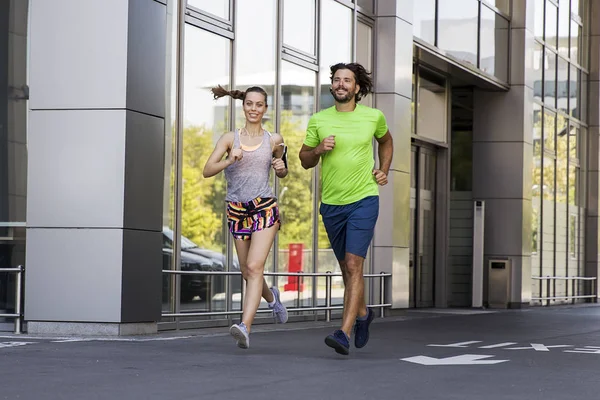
[271,133,288,179]
[202,132,240,178]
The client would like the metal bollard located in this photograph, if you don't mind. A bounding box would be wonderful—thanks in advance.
[325,271,332,322]
[380,272,386,318]
[14,265,23,334]
[572,279,576,305]
[546,277,551,306]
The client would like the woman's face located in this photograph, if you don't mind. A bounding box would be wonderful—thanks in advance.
[243,91,268,124]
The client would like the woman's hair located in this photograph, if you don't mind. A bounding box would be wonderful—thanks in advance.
[210,85,268,106]
[330,62,373,102]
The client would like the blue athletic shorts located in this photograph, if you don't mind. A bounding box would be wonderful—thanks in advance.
[319,196,379,261]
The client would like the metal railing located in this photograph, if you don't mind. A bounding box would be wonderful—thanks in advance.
[162,270,392,322]
[0,265,24,334]
[531,276,598,306]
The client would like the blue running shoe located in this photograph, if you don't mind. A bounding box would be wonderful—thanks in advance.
[325,329,350,355]
[353,307,375,349]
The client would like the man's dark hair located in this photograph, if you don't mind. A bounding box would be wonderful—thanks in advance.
[330,62,373,102]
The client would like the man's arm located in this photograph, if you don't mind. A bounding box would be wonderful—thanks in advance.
[376,130,393,174]
[299,135,336,170]
[299,144,321,170]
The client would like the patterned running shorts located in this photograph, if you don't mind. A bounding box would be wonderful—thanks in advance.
[226,197,280,241]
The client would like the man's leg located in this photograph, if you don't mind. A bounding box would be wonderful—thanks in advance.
[339,253,367,336]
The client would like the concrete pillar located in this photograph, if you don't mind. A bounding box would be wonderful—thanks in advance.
[25,0,166,335]
[472,0,534,307]
[373,0,414,308]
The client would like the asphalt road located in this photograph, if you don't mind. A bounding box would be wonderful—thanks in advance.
[2,304,600,399]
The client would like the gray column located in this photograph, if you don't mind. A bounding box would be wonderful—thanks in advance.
[25,0,166,335]
[373,0,413,308]
[472,0,533,307]
[585,1,600,287]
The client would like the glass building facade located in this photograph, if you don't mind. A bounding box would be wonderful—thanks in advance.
[1,0,598,334]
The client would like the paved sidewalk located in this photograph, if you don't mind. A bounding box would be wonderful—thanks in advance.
[2,305,600,399]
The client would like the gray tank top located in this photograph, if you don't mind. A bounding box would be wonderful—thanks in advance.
[224,129,275,202]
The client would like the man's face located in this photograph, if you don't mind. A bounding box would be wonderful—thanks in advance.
[331,68,359,103]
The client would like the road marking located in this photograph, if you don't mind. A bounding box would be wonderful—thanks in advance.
[428,341,482,348]
[564,346,600,354]
[0,341,34,349]
[506,344,573,351]
[479,342,517,349]
[402,354,509,366]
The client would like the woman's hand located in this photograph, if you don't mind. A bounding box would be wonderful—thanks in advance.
[272,158,287,178]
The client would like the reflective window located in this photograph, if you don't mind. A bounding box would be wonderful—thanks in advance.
[356,21,374,107]
[279,61,316,305]
[544,50,556,107]
[319,0,352,111]
[533,43,544,101]
[545,1,558,49]
[556,116,568,205]
[413,0,436,44]
[532,103,542,259]
[234,0,276,127]
[283,0,316,55]
[569,126,579,162]
[187,0,230,20]
[438,0,478,66]
[534,0,545,41]
[356,0,374,14]
[544,110,556,153]
[570,19,581,62]
[179,26,230,305]
[541,155,555,276]
[480,5,509,81]
[557,56,569,114]
[557,0,570,58]
[417,70,447,143]
[569,64,579,119]
[1,0,28,313]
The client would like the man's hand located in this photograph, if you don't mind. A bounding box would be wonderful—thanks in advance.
[373,169,388,186]
[315,135,335,155]
[272,158,286,174]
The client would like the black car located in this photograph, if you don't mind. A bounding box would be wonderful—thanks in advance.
[162,228,241,302]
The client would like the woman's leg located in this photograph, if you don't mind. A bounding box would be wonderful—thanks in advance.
[239,224,278,331]
[233,240,275,307]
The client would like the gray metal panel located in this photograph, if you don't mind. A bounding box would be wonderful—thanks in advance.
[121,228,162,323]
[123,111,165,231]
[482,199,526,256]
[28,0,128,109]
[376,94,412,173]
[24,228,123,322]
[27,110,126,228]
[472,142,525,199]
[375,17,413,98]
[126,0,166,118]
[376,0,413,24]
[473,87,533,144]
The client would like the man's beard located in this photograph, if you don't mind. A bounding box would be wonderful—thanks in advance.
[330,88,354,103]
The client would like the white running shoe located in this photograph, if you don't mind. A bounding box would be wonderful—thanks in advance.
[230,323,250,349]
[269,286,288,324]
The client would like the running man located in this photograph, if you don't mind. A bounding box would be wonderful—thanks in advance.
[299,62,393,355]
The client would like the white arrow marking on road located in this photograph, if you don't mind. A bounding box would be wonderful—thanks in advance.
[401,354,509,366]
[428,341,482,348]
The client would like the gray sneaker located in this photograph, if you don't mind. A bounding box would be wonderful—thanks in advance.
[269,286,288,324]
[229,323,250,349]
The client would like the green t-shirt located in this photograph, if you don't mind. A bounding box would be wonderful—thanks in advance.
[304,104,389,205]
